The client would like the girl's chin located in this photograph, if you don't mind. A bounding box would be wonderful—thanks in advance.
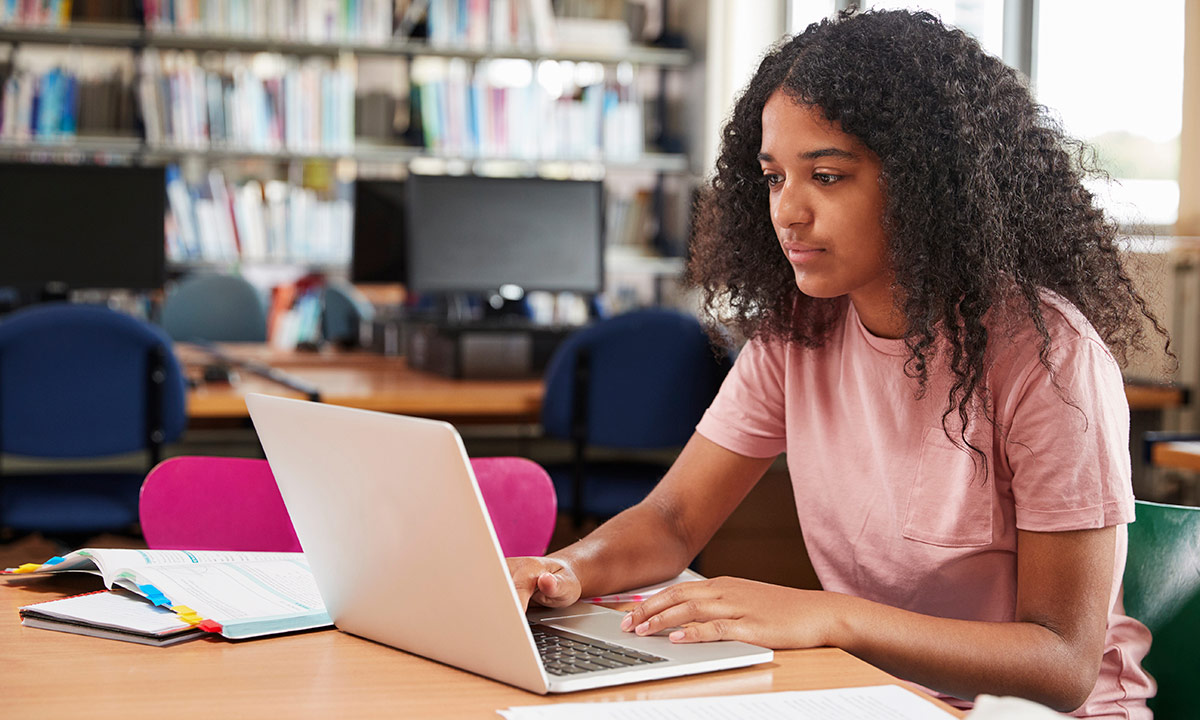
[793,277,842,299]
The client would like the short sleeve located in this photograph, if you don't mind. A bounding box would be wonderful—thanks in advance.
[1005,336,1134,531]
[695,338,788,458]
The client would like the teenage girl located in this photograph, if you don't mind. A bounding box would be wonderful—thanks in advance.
[509,10,1164,717]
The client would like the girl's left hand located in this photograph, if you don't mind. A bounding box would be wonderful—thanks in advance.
[620,577,844,650]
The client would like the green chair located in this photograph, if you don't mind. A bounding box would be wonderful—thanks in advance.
[1123,500,1200,719]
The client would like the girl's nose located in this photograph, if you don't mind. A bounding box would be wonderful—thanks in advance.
[772,181,814,228]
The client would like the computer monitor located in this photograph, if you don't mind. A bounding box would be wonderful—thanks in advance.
[0,162,166,293]
[350,178,407,285]
[403,174,604,295]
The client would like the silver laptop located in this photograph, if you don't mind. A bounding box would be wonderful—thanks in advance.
[245,393,773,694]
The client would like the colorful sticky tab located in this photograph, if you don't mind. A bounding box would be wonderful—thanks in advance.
[44,556,64,565]
[198,619,223,633]
[170,605,204,625]
[138,584,171,606]
[11,563,44,574]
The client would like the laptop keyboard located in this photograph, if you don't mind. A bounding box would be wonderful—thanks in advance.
[530,625,668,676]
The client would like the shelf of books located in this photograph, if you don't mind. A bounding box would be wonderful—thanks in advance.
[162,164,353,268]
[0,36,688,167]
[0,23,689,66]
[1,0,699,289]
[0,139,687,175]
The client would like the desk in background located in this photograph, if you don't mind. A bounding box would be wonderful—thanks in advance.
[1149,441,1200,473]
[181,345,1174,426]
[1124,382,1187,412]
[1124,379,1189,498]
[179,343,544,425]
[0,577,964,719]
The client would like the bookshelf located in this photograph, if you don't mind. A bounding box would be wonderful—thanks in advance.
[0,21,690,64]
[0,134,689,171]
[0,2,699,308]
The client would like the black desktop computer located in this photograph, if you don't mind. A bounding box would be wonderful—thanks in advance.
[404,321,574,379]
[350,172,603,377]
[0,162,167,300]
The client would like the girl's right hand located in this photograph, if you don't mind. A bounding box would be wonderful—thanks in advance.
[507,556,582,611]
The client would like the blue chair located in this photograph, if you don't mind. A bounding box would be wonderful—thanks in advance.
[321,282,375,348]
[1123,500,1200,718]
[0,303,187,539]
[161,273,268,343]
[541,308,731,527]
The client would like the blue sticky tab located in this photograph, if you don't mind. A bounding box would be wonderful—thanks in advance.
[44,556,64,566]
[138,584,171,606]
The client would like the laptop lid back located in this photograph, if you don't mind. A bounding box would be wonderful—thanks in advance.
[245,393,547,693]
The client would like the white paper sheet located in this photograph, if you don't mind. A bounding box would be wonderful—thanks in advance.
[497,685,958,720]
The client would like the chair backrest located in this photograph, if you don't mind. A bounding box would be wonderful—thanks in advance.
[471,456,557,557]
[0,303,186,458]
[161,273,268,343]
[541,308,730,449]
[1124,500,1200,718]
[140,455,557,557]
[321,282,375,347]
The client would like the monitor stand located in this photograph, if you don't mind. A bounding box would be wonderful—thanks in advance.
[482,295,532,325]
[423,292,533,329]
[0,283,69,315]
[404,292,585,379]
[40,282,70,303]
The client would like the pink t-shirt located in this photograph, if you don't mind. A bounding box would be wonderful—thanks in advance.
[696,296,1154,718]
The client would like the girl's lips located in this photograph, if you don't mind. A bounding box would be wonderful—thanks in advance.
[782,245,824,263]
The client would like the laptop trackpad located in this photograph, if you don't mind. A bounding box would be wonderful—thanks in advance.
[527,602,614,623]
[538,604,679,641]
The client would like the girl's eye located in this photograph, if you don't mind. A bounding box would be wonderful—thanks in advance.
[814,173,842,186]
[763,173,783,188]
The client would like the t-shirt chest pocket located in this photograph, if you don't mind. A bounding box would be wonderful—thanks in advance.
[902,427,994,547]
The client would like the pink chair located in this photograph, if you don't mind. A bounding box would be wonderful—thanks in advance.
[139,455,557,557]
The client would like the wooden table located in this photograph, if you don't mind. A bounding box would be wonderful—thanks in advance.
[179,343,545,425]
[1125,382,1187,412]
[1150,440,1200,473]
[0,576,963,719]
[178,343,1180,425]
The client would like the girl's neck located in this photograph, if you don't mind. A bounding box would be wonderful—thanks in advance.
[849,294,906,339]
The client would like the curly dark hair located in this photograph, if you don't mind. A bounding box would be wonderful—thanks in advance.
[686,9,1170,463]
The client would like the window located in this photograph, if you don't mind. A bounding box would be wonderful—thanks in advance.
[787,0,838,33]
[787,1,1185,230]
[864,0,1005,59]
[1035,0,1185,229]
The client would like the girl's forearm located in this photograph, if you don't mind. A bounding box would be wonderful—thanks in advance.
[830,593,1101,712]
[547,434,776,601]
[548,498,696,600]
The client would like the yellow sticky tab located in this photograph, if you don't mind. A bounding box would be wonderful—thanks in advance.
[12,563,43,574]
[170,605,204,625]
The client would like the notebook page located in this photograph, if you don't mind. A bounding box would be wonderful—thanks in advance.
[21,589,192,634]
[111,558,326,624]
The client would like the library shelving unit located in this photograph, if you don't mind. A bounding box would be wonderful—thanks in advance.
[0,10,698,297]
